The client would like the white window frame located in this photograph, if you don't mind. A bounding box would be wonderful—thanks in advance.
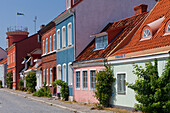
[62,26,66,48]
[66,0,71,9]
[13,52,15,63]
[53,34,56,51]
[43,69,45,83]
[116,72,126,95]
[11,53,12,64]
[46,68,48,85]
[49,36,51,52]
[57,64,61,80]
[143,29,151,38]
[167,23,170,32]
[90,69,96,90]
[82,70,88,89]
[50,68,52,84]
[42,40,45,54]
[95,35,108,50]
[75,70,80,89]
[57,29,60,50]
[46,38,48,53]
[67,23,72,46]
[63,63,66,82]
[68,62,73,86]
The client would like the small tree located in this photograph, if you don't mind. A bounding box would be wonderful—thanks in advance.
[128,59,170,113]
[95,67,116,107]
[53,79,69,101]
[25,72,36,93]
[18,79,24,91]
[6,71,13,89]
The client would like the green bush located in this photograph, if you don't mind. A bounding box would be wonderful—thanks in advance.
[33,81,52,97]
[6,71,13,89]
[53,79,69,101]
[0,80,2,88]
[25,72,36,93]
[128,59,170,113]
[18,79,24,91]
[95,67,115,107]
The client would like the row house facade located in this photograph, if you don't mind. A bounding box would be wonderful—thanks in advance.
[72,0,170,109]
[38,22,57,95]
[72,4,149,104]
[6,27,41,89]
[50,0,156,101]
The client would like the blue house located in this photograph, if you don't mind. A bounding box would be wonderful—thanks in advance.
[53,9,75,100]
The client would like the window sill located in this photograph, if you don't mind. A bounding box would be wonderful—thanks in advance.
[75,88,80,90]
[140,36,152,41]
[82,88,88,90]
[162,32,170,36]
[117,92,126,95]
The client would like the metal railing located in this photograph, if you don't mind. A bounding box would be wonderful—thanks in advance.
[7,26,28,32]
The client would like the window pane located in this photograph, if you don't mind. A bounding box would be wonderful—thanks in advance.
[117,73,126,94]
[57,30,60,49]
[167,24,170,32]
[90,70,96,89]
[76,71,80,88]
[83,71,88,88]
[53,34,55,50]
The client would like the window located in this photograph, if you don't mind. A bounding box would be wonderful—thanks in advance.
[166,23,170,32]
[117,73,126,94]
[49,36,51,52]
[143,29,151,38]
[82,71,88,89]
[96,35,108,50]
[68,23,72,46]
[46,68,48,85]
[13,71,15,82]
[76,71,80,88]
[46,38,48,53]
[90,70,96,89]
[13,52,15,63]
[74,0,79,4]
[57,64,61,80]
[43,69,45,83]
[63,64,66,82]
[53,34,56,50]
[66,0,71,9]
[42,40,45,54]
[11,53,12,64]
[57,29,60,50]
[62,26,66,48]
[68,63,73,85]
[50,68,52,84]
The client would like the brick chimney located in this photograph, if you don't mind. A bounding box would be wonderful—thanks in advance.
[134,4,148,16]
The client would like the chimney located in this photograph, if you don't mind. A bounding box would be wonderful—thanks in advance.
[134,4,148,16]
[40,25,45,29]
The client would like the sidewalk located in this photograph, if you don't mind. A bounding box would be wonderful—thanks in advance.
[0,88,114,113]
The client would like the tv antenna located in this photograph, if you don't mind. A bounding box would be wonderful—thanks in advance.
[33,16,37,33]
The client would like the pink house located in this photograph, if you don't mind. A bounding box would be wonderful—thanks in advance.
[72,4,149,103]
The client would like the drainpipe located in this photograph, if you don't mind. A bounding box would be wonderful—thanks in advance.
[69,9,76,60]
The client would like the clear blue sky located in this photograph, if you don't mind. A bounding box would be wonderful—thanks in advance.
[0,0,66,50]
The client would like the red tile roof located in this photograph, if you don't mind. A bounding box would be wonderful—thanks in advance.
[111,0,170,57]
[75,12,148,62]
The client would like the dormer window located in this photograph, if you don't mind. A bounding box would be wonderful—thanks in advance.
[95,35,108,50]
[166,23,170,32]
[143,29,151,38]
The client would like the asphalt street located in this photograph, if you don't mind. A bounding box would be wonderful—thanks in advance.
[0,90,73,113]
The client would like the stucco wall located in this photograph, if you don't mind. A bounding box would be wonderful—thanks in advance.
[73,66,105,103]
[110,58,167,108]
[74,0,156,57]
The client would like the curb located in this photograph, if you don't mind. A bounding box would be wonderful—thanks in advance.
[1,89,84,113]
